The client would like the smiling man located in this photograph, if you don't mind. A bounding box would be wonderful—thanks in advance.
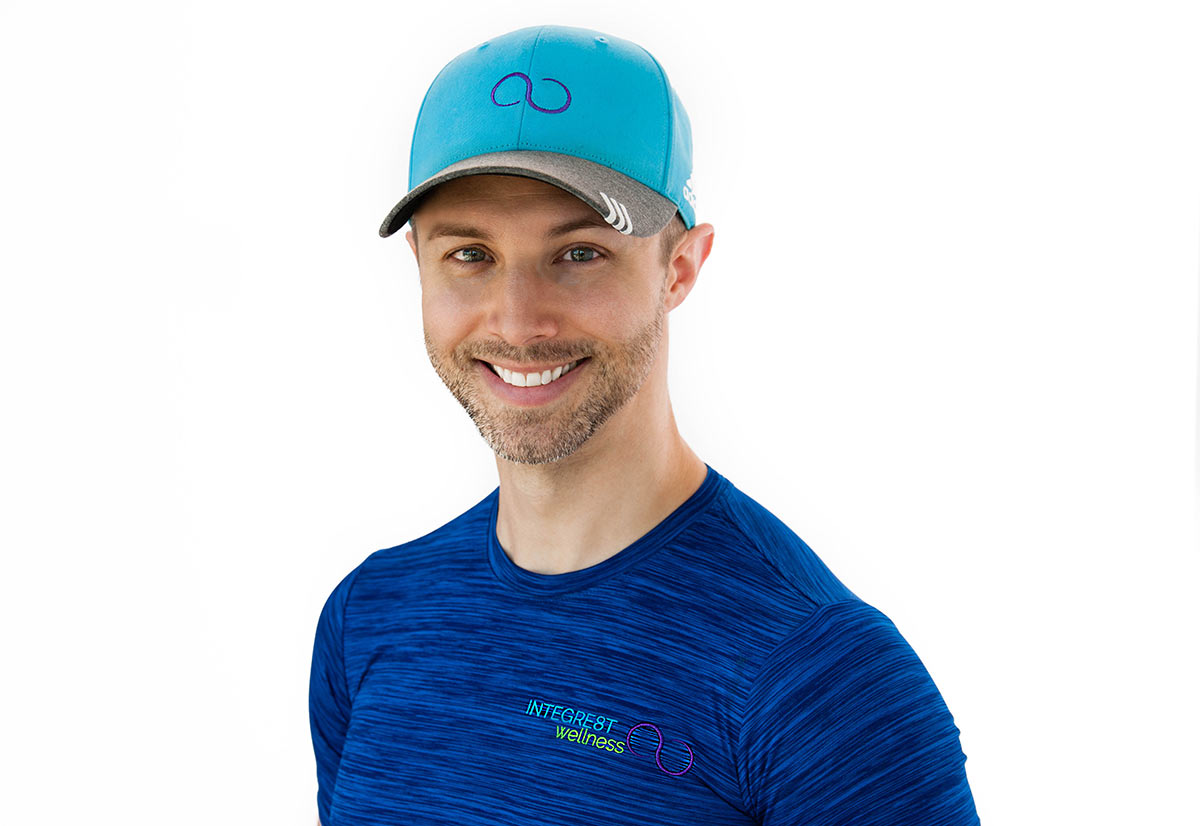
[406,173,708,575]
[310,24,980,826]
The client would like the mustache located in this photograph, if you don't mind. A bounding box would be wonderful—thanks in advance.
[462,343,596,363]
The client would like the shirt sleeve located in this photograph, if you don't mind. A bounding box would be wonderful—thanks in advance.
[309,563,364,826]
[738,599,980,826]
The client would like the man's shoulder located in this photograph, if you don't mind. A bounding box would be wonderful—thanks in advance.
[372,486,498,564]
[701,471,859,607]
[327,485,498,600]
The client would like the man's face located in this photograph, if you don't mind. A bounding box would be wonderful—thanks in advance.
[407,174,675,465]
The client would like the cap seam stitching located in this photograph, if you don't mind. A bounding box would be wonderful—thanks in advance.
[508,142,653,189]
[640,46,674,192]
[515,26,545,147]
[432,143,660,193]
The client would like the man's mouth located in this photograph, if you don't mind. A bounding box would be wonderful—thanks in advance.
[479,358,589,387]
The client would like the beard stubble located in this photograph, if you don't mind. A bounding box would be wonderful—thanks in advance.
[424,279,667,465]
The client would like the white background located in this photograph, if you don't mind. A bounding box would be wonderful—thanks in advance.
[2,1,1197,823]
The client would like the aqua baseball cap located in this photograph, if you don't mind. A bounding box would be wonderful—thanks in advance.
[379,25,696,239]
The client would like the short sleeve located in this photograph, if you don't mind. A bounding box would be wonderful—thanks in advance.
[738,600,979,826]
[309,563,364,826]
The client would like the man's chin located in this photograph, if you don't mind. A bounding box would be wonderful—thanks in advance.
[492,448,570,466]
[479,421,592,466]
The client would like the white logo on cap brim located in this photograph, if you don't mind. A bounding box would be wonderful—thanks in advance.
[599,192,633,235]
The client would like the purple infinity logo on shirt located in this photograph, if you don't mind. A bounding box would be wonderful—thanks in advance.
[626,722,694,776]
[491,72,571,114]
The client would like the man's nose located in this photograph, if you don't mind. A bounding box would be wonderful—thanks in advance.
[483,264,561,347]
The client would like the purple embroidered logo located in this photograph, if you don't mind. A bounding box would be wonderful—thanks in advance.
[626,722,694,776]
[491,72,571,114]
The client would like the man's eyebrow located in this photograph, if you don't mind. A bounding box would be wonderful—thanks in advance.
[423,215,613,243]
[425,224,494,242]
[545,215,613,236]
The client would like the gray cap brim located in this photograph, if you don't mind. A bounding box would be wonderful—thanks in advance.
[378,150,679,239]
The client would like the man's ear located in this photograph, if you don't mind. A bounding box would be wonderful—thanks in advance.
[664,223,715,312]
[405,228,419,262]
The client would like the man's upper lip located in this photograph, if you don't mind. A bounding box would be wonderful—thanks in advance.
[480,357,586,372]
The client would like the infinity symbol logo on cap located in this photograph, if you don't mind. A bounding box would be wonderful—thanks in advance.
[490,72,571,114]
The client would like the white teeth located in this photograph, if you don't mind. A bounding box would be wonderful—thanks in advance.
[489,359,580,387]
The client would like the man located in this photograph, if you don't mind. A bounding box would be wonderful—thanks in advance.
[310,24,980,826]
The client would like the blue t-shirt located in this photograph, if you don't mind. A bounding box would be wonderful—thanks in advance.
[310,464,979,825]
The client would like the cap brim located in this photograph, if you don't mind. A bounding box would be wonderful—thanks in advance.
[378,150,678,239]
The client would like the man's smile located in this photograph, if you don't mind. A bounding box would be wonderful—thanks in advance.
[483,358,588,387]
[474,357,592,407]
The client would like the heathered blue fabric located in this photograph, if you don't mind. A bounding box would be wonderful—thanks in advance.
[310,465,979,825]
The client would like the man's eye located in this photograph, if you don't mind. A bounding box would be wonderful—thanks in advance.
[451,248,487,263]
[563,247,600,263]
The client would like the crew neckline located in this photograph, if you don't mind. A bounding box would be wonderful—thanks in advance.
[485,463,725,595]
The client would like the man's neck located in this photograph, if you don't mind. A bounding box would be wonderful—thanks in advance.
[492,387,707,576]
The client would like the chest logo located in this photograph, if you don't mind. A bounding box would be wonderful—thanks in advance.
[524,699,695,777]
